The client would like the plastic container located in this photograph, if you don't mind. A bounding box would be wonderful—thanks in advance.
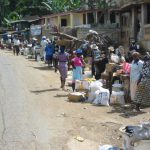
[110,91,125,105]
[112,84,123,92]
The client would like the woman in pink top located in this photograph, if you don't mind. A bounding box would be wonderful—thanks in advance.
[71,49,84,91]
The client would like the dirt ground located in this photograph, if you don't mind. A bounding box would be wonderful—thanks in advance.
[0,49,149,150]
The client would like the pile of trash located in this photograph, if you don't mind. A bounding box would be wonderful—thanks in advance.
[120,122,150,150]
[97,122,150,150]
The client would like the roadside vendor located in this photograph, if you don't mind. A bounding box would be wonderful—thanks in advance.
[130,52,143,103]
[90,44,101,80]
[94,52,109,80]
[133,53,150,111]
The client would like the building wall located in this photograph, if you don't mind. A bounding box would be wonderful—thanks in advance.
[73,13,83,26]
[141,24,150,50]
[48,17,58,27]
[120,12,132,45]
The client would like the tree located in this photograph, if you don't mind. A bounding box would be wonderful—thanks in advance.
[1,0,118,26]
[86,0,118,9]
[42,0,81,13]
[0,0,10,25]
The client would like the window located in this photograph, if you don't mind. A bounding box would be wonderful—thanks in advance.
[147,4,150,24]
[83,14,86,24]
[98,12,104,24]
[110,12,116,24]
[61,19,67,26]
[87,13,94,24]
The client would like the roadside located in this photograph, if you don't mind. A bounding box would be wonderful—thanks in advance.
[0,50,150,150]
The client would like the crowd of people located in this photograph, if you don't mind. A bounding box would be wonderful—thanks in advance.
[1,34,150,112]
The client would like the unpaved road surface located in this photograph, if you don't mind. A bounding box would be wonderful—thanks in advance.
[0,50,149,150]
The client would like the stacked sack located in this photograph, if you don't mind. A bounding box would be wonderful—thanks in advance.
[88,81,110,106]
[110,83,125,105]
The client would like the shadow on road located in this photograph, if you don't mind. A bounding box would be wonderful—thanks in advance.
[107,105,146,118]
[30,88,60,94]
[28,59,36,62]
[31,66,55,71]
[54,94,68,98]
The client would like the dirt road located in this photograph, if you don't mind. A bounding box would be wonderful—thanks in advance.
[0,50,149,150]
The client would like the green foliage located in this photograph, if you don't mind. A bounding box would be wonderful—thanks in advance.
[42,0,81,13]
[87,0,117,9]
[1,0,117,25]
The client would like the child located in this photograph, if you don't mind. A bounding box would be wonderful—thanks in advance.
[71,49,85,91]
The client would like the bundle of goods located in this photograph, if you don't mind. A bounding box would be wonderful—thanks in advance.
[110,91,125,105]
[66,71,73,86]
[112,83,123,92]
[93,87,110,106]
[110,83,125,105]
[99,145,120,150]
[75,80,90,91]
[87,81,110,106]
[68,92,86,102]
[83,71,93,79]
[75,78,96,91]
[87,80,103,103]
[66,76,72,86]
[120,122,150,150]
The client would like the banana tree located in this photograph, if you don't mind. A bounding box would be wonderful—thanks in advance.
[42,0,81,13]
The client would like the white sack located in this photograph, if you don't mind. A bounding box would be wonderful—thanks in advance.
[93,88,110,106]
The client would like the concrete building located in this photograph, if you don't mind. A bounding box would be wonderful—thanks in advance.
[119,0,150,49]
[42,0,150,50]
[42,8,120,42]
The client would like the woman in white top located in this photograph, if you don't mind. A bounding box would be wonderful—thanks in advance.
[130,52,143,102]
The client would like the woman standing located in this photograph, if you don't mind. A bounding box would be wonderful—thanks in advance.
[130,52,143,102]
[71,49,84,91]
[45,41,54,66]
[57,46,69,90]
[133,54,150,111]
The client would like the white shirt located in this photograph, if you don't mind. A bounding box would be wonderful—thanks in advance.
[14,39,20,46]
[130,60,143,82]
[41,40,47,48]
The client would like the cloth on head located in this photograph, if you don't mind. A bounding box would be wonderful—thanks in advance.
[76,49,82,54]
[32,37,37,41]
[42,36,46,40]
[108,46,114,52]
[91,44,98,50]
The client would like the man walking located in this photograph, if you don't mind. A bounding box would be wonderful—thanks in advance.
[13,36,20,56]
